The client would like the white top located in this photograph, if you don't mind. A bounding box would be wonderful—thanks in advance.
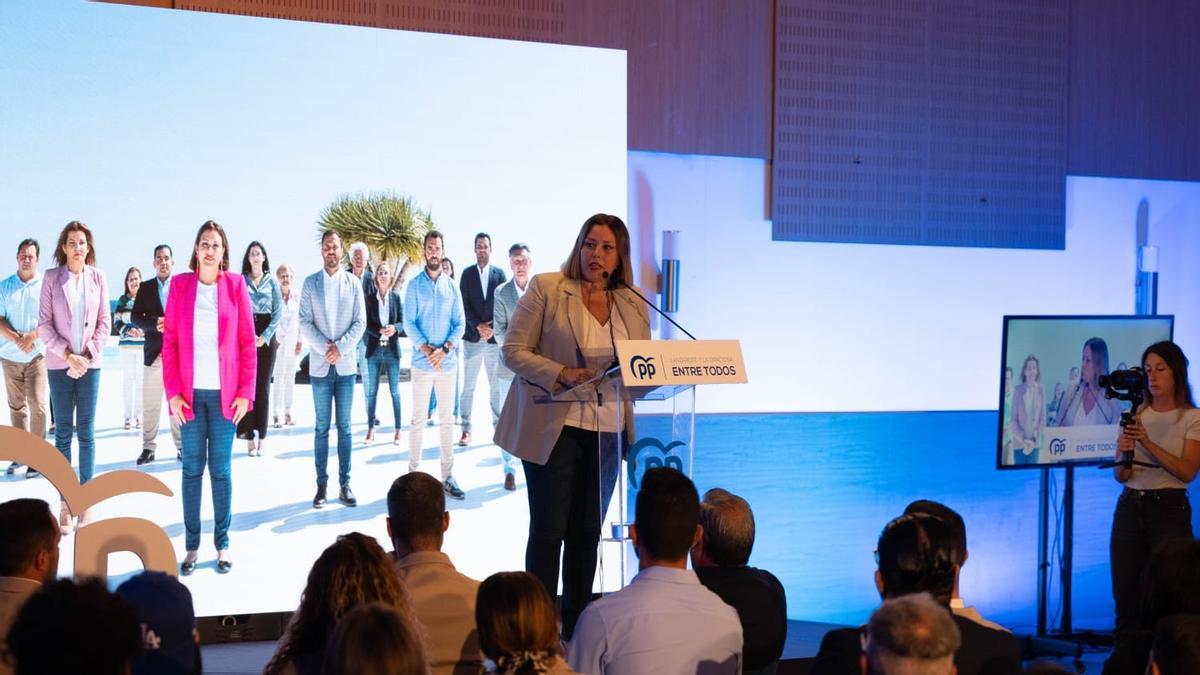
[1127,406,1200,490]
[277,290,300,350]
[563,305,628,433]
[192,281,221,390]
[377,292,390,328]
[567,566,743,675]
[67,271,87,356]
[515,278,529,299]
[322,269,340,340]
[478,263,491,301]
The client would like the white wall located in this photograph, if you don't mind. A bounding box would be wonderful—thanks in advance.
[627,152,1200,413]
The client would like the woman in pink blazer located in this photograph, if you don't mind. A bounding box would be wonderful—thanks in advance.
[162,220,256,575]
[38,221,111,533]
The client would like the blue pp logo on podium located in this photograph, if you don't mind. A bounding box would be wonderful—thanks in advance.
[629,355,657,381]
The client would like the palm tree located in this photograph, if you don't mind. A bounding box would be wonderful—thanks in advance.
[318,192,433,280]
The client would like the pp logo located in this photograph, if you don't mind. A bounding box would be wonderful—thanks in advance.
[629,355,656,381]
[628,437,686,488]
[1049,438,1067,455]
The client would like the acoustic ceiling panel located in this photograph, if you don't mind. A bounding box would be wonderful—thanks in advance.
[773,0,1068,248]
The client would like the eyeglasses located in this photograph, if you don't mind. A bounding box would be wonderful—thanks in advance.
[197,242,223,252]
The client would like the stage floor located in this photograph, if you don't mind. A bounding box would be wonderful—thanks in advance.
[0,363,614,617]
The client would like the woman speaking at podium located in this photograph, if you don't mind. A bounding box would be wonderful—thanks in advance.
[1110,341,1200,657]
[494,213,649,639]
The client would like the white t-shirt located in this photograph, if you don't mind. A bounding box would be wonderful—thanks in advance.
[563,304,628,433]
[1127,406,1200,490]
[192,281,221,390]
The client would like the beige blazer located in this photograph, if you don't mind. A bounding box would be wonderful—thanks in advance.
[494,272,650,465]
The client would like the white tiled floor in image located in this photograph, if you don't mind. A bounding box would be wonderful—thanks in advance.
[0,348,631,617]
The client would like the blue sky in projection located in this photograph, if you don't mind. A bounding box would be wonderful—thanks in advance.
[0,0,625,284]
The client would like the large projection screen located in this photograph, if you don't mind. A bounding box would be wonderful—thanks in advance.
[0,0,626,616]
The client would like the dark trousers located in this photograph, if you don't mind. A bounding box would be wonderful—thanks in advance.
[236,314,275,440]
[523,425,619,640]
[1110,487,1194,640]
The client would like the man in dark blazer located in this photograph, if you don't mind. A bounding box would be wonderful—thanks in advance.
[810,513,1021,675]
[130,244,181,465]
[457,232,506,448]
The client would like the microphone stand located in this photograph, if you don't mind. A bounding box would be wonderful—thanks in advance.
[603,272,697,340]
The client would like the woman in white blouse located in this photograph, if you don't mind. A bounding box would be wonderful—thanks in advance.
[272,263,302,428]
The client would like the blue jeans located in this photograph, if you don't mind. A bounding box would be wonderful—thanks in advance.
[313,370,355,488]
[366,349,402,430]
[180,389,234,551]
[47,368,99,484]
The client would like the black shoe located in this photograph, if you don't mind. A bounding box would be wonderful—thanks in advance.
[338,486,357,507]
[180,559,196,576]
[313,486,327,509]
[136,449,155,465]
[443,477,465,500]
[457,432,471,447]
[176,450,182,461]
[6,462,20,475]
[504,473,516,491]
[217,559,233,574]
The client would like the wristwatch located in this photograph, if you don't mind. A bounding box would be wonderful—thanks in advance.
[441,343,451,354]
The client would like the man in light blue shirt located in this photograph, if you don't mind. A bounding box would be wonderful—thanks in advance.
[0,239,47,477]
[404,230,466,500]
[299,231,366,509]
[567,468,743,674]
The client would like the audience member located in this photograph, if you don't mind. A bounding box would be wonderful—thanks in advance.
[0,499,59,675]
[322,602,429,675]
[903,499,1009,632]
[6,577,140,675]
[812,513,1021,675]
[864,593,961,675]
[476,572,575,675]
[568,468,742,675]
[691,488,787,674]
[387,472,482,675]
[116,570,201,675]
[264,533,411,675]
[1149,614,1200,675]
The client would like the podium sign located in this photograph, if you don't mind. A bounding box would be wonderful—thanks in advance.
[615,339,747,386]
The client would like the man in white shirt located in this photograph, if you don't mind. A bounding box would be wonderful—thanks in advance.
[0,498,61,675]
[568,468,742,675]
[490,243,531,491]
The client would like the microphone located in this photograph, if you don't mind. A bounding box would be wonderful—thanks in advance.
[602,270,696,340]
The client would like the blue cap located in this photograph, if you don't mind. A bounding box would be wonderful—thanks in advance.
[116,571,196,675]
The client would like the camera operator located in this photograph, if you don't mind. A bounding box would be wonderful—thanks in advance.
[1109,340,1200,661]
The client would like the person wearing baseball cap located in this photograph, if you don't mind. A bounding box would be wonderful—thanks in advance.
[116,571,201,675]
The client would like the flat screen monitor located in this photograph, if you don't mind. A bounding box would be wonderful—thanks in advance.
[997,315,1174,469]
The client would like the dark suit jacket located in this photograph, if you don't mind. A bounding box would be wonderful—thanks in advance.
[363,289,404,359]
[131,277,167,366]
[812,613,1021,675]
[696,566,788,670]
[459,264,506,344]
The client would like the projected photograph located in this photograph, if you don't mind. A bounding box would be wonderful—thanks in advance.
[997,315,1174,469]
[0,1,625,616]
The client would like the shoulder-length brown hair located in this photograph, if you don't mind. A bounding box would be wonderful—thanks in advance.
[189,220,230,272]
[53,221,96,267]
[263,532,412,675]
[475,571,561,671]
[561,213,633,286]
